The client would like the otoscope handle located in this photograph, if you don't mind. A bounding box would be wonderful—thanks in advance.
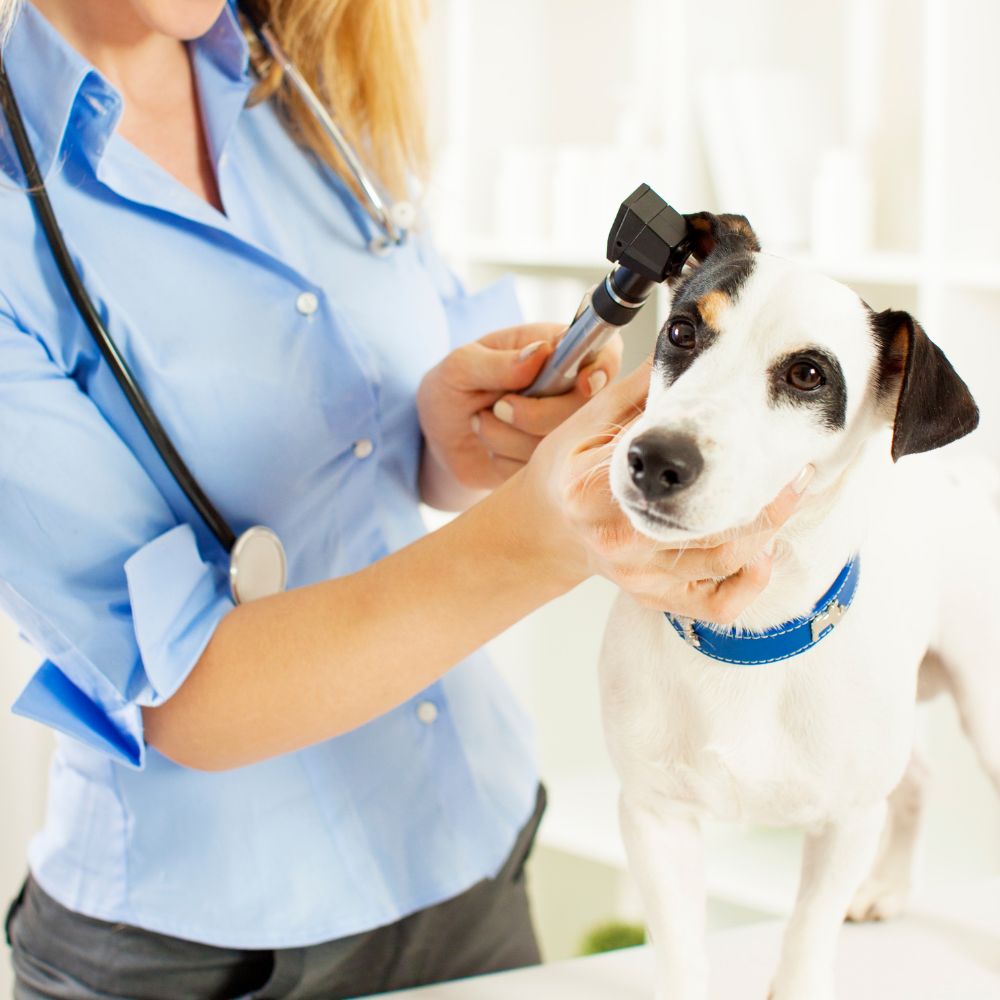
[523,303,615,398]
[523,266,655,398]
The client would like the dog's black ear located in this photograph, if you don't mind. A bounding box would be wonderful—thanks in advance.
[684,212,761,262]
[872,309,979,461]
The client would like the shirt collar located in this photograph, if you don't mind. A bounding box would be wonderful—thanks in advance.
[1,2,250,180]
[202,2,252,85]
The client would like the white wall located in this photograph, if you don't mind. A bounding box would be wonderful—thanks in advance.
[424,0,1000,958]
[0,618,51,994]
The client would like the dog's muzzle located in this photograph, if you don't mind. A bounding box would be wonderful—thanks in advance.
[627,431,704,501]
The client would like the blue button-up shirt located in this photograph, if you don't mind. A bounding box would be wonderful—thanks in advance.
[0,3,537,948]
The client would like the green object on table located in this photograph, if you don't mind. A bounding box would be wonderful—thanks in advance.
[578,920,647,956]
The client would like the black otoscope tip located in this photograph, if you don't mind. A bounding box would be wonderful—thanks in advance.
[607,183,691,282]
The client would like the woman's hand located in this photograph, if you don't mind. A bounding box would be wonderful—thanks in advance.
[416,322,623,502]
[520,358,811,624]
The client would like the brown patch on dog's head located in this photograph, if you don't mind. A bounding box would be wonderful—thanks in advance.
[696,290,731,330]
[684,212,761,263]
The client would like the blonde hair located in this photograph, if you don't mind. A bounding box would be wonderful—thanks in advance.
[246,0,428,205]
[0,0,427,204]
[0,0,21,44]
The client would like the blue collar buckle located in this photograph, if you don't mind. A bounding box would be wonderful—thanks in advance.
[664,556,861,666]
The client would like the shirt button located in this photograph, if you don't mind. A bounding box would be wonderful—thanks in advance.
[353,439,374,459]
[218,152,229,169]
[416,701,438,725]
[296,291,319,316]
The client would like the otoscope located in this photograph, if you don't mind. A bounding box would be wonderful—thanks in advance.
[524,184,693,397]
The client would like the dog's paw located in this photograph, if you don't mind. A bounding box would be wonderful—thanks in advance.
[846,874,910,922]
[769,978,837,1000]
[654,974,708,1000]
[655,984,707,1000]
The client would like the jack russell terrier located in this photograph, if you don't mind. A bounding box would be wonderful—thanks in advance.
[600,212,994,1000]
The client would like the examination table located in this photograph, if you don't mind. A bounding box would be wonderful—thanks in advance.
[375,878,1000,998]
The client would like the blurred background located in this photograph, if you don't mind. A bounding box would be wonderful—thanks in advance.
[2,0,999,989]
[418,0,1000,963]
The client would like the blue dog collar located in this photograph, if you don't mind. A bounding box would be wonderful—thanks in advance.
[664,556,861,666]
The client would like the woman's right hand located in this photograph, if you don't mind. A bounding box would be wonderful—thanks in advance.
[519,358,810,625]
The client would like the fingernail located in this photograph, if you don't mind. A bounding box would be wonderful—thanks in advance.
[493,399,515,424]
[792,464,815,495]
[518,340,547,361]
[587,370,608,396]
[470,414,480,435]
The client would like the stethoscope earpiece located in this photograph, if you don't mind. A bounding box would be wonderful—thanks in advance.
[389,201,416,233]
[367,235,393,258]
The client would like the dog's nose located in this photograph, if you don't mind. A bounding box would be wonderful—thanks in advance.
[627,432,704,499]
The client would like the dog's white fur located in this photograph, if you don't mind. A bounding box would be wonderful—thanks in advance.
[599,252,1000,1000]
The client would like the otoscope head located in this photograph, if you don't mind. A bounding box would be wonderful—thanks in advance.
[607,183,691,282]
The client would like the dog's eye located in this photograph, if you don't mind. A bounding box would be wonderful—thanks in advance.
[667,320,696,350]
[786,360,825,391]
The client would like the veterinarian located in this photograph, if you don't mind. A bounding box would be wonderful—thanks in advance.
[0,2,808,997]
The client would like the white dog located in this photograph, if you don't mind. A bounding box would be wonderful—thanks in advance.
[599,212,997,1000]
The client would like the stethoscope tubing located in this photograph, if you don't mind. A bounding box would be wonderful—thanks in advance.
[0,5,413,601]
[0,60,239,555]
[252,22,404,248]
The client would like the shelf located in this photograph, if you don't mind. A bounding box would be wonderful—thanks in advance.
[461,239,609,272]
[939,259,1000,293]
[461,239,928,289]
[540,769,800,917]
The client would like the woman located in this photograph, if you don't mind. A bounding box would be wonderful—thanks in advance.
[0,1,808,997]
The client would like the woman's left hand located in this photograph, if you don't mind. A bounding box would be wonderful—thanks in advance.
[416,322,623,498]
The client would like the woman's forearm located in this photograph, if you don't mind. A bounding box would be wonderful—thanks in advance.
[143,474,575,770]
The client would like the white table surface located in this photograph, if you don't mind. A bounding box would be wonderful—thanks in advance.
[374,878,1000,999]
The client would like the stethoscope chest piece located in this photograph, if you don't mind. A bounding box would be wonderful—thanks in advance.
[229,525,287,604]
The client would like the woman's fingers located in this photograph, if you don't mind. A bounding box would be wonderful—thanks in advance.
[760,465,815,527]
[445,338,554,394]
[471,410,540,464]
[491,384,592,437]
[477,322,566,352]
[489,335,627,436]
[652,466,815,583]
[639,552,775,623]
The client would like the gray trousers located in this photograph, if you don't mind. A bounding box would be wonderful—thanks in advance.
[6,787,545,1000]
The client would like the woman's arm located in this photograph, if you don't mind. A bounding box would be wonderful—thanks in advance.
[143,473,572,770]
[146,326,622,770]
[145,360,807,771]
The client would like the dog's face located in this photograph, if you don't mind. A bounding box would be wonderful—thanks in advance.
[610,214,979,542]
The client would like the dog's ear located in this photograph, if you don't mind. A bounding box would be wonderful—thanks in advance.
[684,212,761,262]
[872,308,979,461]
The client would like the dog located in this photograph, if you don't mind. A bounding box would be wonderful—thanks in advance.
[598,211,997,1000]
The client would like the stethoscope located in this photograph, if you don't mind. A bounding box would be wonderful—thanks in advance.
[0,1,415,604]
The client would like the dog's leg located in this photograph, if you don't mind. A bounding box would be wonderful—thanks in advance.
[847,749,929,921]
[925,500,1000,796]
[770,802,885,1000]
[949,675,1000,798]
[619,792,707,1000]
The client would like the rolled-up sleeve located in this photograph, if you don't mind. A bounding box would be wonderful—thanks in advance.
[0,313,233,770]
